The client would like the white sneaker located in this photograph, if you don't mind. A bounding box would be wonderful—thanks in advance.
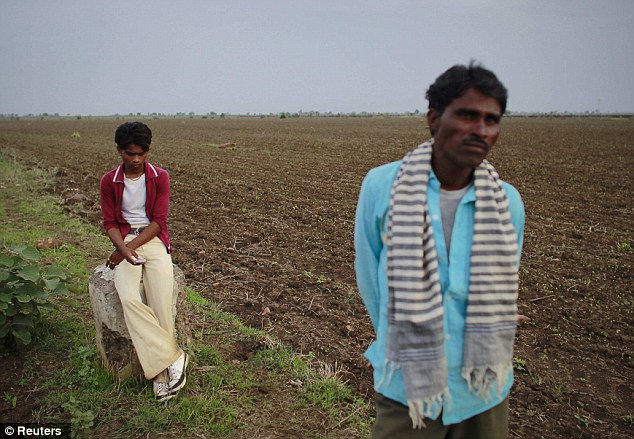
[168,352,189,393]
[153,381,176,402]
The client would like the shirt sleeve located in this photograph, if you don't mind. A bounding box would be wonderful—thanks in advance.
[354,171,384,331]
[100,173,118,232]
[151,170,170,231]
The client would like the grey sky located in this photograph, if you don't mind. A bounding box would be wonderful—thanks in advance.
[1,0,633,115]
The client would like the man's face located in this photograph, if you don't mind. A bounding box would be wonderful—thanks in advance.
[118,144,147,174]
[427,87,502,175]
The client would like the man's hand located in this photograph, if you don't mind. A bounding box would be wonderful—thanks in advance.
[107,247,139,269]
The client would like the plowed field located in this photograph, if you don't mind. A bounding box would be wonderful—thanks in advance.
[1,116,632,438]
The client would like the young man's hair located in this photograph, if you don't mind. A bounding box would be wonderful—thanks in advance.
[426,61,508,115]
[115,122,152,151]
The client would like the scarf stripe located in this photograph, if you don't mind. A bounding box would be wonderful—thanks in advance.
[385,140,519,429]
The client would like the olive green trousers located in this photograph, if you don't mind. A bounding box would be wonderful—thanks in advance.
[372,393,509,439]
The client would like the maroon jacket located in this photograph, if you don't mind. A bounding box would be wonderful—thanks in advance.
[100,161,171,253]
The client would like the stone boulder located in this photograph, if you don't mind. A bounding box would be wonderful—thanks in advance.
[88,264,191,381]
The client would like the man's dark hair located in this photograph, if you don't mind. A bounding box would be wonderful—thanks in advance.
[114,122,152,151]
[426,61,508,115]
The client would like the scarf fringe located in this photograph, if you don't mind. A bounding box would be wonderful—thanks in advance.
[407,388,449,429]
[379,360,449,429]
[461,362,512,400]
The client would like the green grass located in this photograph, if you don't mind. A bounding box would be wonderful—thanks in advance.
[0,155,372,438]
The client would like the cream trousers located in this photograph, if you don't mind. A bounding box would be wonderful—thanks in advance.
[114,235,181,381]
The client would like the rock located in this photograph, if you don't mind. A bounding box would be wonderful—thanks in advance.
[88,264,191,381]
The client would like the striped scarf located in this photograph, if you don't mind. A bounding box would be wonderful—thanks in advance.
[386,140,519,428]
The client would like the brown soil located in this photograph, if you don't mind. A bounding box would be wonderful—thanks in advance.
[0,116,632,438]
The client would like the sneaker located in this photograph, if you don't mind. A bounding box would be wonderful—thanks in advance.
[153,381,176,402]
[168,352,189,393]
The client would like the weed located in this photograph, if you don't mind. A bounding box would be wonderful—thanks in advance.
[63,396,95,438]
[71,345,112,389]
[554,383,566,394]
[574,411,591,428]
[512,356,527,371]
[316,274,329,284]
[343,287,357,304]
[3,392,17,409]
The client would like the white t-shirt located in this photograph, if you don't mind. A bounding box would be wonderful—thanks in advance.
[122,175,150,225]
[439,183,471,255]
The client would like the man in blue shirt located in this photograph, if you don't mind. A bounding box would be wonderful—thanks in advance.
[355,63,525,438]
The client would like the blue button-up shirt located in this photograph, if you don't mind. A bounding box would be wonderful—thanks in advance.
[354,160,525,425]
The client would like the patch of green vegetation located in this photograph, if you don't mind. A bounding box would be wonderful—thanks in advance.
[186,287,208,306]
[187,288,269,340]
[0,245,71,348]
[316,274,330,284]
[513,356,527,371]
[251,345,371,434]
[63,396,95,438]
[253,345,297,370]
[3,392,17,409]
[304,376,353,415]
